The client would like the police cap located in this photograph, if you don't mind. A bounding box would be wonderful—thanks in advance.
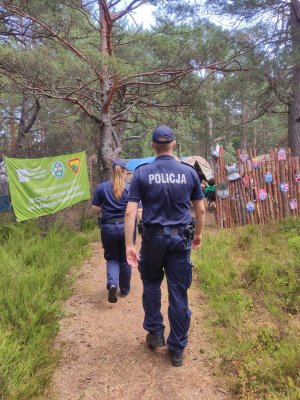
[152,125,175,143]
[112,159,127,169]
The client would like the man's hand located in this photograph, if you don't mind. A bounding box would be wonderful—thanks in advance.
[191,199,205,250]
[192,234,202,250]
[126,245,140,267]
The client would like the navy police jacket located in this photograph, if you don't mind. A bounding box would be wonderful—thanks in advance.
[92,180,129,221]
[128,155,204,226]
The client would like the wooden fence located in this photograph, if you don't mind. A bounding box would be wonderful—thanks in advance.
[213,147,300,228]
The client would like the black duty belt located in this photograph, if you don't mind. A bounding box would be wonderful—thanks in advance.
[102,217,124,224]
[145,226,181,236]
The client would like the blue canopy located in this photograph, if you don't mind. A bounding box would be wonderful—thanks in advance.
[125,155,212,179]
[126,157,156,171]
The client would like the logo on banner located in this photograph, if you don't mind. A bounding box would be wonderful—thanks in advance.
[68,158,81,174]
[17,169,30,183]
[16,167,47,182]
[52,161,64,178]
[258,189,267,201]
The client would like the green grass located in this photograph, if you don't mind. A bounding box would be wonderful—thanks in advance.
[193,218,300,400]
[0,220,95,400]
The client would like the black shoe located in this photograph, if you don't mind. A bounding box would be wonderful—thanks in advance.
[108,285,117,303]
[120,291,129,297]
[146,333,166,349]
[169,350,184,367]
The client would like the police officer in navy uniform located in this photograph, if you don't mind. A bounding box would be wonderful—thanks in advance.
[92,159,141,303]
[125,126,205,367]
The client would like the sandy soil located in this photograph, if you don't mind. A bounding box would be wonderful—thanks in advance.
[48,236,233,400]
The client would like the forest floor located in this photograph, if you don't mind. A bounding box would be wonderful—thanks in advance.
[47,215,233,400]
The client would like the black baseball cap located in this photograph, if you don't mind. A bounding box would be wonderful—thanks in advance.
[152,125,175,143]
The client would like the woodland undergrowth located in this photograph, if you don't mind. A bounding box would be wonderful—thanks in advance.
[0,219,96,400]
[194,218,300,400]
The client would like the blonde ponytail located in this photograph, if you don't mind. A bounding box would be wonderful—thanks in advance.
[112,165,125,200]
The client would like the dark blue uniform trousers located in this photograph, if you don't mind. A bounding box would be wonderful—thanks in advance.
[139,232,192,355]
[101,222,131,295]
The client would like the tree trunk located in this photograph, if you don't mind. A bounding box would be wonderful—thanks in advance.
[208,115,213,141]
[15,94,40,152]
[241,95,248,149]
[96,0,121,179]
[288,0,300,156]
[253,125,257,148]
[97,121,118,179]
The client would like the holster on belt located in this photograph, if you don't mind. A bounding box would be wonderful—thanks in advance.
[183,218,195,240]
[139,220,195,240]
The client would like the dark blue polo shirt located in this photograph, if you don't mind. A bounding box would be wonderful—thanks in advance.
[92,180,129,221]
[128,155,204,226]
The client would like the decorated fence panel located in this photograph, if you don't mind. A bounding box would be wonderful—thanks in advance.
[213,147,300,228]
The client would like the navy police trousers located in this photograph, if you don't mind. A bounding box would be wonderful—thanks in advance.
[139,230,193,355]
[101,222,131,295]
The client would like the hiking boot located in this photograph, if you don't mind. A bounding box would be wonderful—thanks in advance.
[108,285,117,303]
[146,333,166,350]
[169,349,184,367]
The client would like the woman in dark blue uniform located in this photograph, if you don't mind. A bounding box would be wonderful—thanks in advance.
[92,159,139,303]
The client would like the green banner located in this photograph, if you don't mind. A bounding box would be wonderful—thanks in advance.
[5,151,91,222]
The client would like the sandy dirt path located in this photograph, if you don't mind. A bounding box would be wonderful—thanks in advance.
[48,238,233,400]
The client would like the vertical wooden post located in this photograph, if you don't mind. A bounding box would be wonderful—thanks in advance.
[264,159,275,220]
[214,158,222,228]
[237,149,249,225]
[250,148,263,225]
[274,149,284,219]
[278,151,289,218]
[287,149,294,216]
[270,150,280,220]
[254,148,267,225]
[246,155,255,224]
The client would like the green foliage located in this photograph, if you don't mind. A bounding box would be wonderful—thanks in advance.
[193,219,300,399]
[79,216,100,242]
[80,216,97,232]
[0,221,91,399]
[0,1,289,159]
